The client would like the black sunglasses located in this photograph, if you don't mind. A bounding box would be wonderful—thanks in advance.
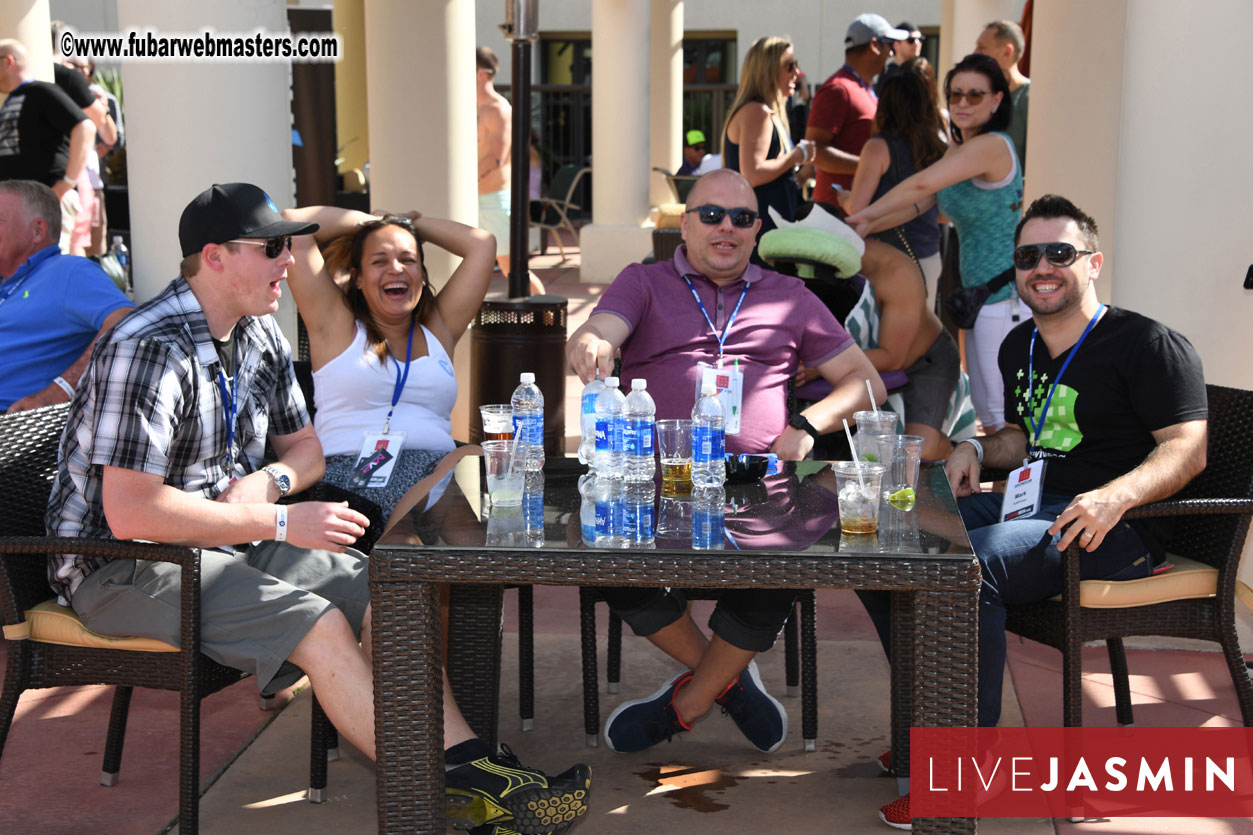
[686,204,758,228]
[1013,242,1096,271]
[230,235,293,258]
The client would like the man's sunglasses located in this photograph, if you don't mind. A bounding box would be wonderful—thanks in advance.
[1013,241,1096,270]
[229,236,293,258]
[686,204,758,228]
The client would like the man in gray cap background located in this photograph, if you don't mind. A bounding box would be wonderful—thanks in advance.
[45,182,592,832]
[805,12,907,204]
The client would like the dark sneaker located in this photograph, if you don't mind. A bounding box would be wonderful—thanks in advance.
[879,792,911,830]
[715,660,788,753]
[446,744,591,833]
[603,670,694,753]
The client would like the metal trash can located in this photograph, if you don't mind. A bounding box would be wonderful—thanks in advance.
[470,295,568,456]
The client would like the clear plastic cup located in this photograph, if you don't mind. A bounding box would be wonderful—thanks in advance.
[853,410,899,462]
[482,440,523,506]
[655,419,693,498]
[870,434,924,510]
[832,460,885,534]
[479,404,514,442]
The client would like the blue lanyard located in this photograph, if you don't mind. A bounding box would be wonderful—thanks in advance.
[682,275,750,358]
[841,64,875,96]
[216,348,240,473]
[382,318,415,435]
[1026,304,1105,452]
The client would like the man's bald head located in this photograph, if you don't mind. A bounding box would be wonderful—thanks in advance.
[680,168,762,284]
[686,168,756,209]
[0,40,31,93]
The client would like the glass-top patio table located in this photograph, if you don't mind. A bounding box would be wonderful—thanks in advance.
[370,454,980,834]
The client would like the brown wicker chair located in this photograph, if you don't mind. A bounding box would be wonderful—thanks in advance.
[0,402,379,832]
[1003,383,1253,727]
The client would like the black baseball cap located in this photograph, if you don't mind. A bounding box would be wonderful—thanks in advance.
[178,183,319,257]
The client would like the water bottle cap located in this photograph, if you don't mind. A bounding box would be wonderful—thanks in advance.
[701,382,716,396]
[631,378,647,390]
[111,235,123,243]
[519,372,535,384]
[605,376,619,387]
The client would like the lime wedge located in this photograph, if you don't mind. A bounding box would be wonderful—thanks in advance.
[861,452,879,462]
[888,487,916,511]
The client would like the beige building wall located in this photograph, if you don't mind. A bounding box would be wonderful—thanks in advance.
[333,0,369,177]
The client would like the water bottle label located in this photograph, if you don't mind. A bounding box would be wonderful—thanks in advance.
[596,416,623,452]
[624,418,654,456]
[595,500,610,536]
[692,508,723,548]
[581,391,599,416]
[692,425,720,463]
[524,490,543,530]
[710,428,724,459]
[626,502,655,541]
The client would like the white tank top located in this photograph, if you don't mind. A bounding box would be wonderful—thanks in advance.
[313,321,458,457]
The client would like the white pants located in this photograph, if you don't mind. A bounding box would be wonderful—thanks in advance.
[965,296,1022,431]
[58,187,81,252]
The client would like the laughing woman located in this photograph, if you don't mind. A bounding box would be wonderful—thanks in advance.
[281,206,494,520]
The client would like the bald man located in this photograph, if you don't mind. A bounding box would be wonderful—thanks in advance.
[566,169,884,756]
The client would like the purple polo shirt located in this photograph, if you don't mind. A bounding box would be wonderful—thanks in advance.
[593,246,854,453]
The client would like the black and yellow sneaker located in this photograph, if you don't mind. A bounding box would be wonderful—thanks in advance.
[446,744,591,833]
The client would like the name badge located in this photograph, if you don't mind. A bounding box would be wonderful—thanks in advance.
[351,431,406,489]
[1000,459,1046,522]
[696,361,744,435]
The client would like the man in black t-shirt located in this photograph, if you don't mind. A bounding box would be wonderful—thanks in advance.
[945,194,1207,729]
[0,39,95,251]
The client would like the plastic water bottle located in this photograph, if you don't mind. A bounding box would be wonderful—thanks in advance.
[692,485,725,550]
[593,472,626,548]
[578,373,606,468]
[578,474,597,546]
[624,481,656,547]
[523,471,545,548]
[594,377,626,477]
[109,235,131,295]
[691,382,726,488]
[623,378,656,483]
[510,372,545,472]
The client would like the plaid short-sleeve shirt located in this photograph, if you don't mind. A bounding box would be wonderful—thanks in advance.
[45,275,308,602]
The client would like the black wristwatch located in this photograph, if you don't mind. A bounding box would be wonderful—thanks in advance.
[262,465,292,497]
[788,413,821,440]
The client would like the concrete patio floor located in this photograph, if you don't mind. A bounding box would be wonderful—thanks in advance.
[3,241,1252,834]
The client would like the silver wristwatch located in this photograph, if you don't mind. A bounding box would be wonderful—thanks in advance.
[261,465,292,497]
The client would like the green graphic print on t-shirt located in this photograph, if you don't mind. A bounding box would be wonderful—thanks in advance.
[1013,367,1083,452]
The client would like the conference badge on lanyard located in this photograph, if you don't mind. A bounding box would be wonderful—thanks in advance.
[695,360,744,435]
[350,320,414,489]
[1000,459,1046,522]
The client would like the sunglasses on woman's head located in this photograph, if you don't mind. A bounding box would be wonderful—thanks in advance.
[1013,242,1096,270]
[947,88,989,106]
[686,204,758,228]
[228,236,293,258]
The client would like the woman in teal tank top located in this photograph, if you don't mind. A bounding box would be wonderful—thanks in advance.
[847,53,1022,430]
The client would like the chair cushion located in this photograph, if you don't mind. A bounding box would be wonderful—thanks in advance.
[656,203,685,229]
[1053,555,1217,609]
[1,598,179,652]
[1237,579,1253,613]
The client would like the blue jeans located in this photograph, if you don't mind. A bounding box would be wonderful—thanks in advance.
[962,492,1153,726]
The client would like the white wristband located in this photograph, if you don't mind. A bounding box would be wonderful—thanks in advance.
[52,376,75,399]
[274,504,288,542]
[961,437,985,464]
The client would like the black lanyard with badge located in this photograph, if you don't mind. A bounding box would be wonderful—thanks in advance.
[349,319,414,490]
[683,274,747,434]
[1000,304,1105,522]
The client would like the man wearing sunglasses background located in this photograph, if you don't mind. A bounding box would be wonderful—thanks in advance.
[566,169,884,757]
[806,13,907,203]
[973,20,1030,169]
[677,128,709,176]
[873,21,923,97]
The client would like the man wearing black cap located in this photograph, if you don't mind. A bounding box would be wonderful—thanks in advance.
[45,182,591,834]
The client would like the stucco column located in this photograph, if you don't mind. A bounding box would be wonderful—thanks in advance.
[579,0,654,284]
[0,0,53,81]
[939,0,1021,75]
[363,0,477,440]
[117,0,297,338]
[648,0,683,207]
[333,0,368,178]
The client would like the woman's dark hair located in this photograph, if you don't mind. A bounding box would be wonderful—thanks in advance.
[323,216,431,361]
[874,59,947,171]
[944,53,1012,145]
